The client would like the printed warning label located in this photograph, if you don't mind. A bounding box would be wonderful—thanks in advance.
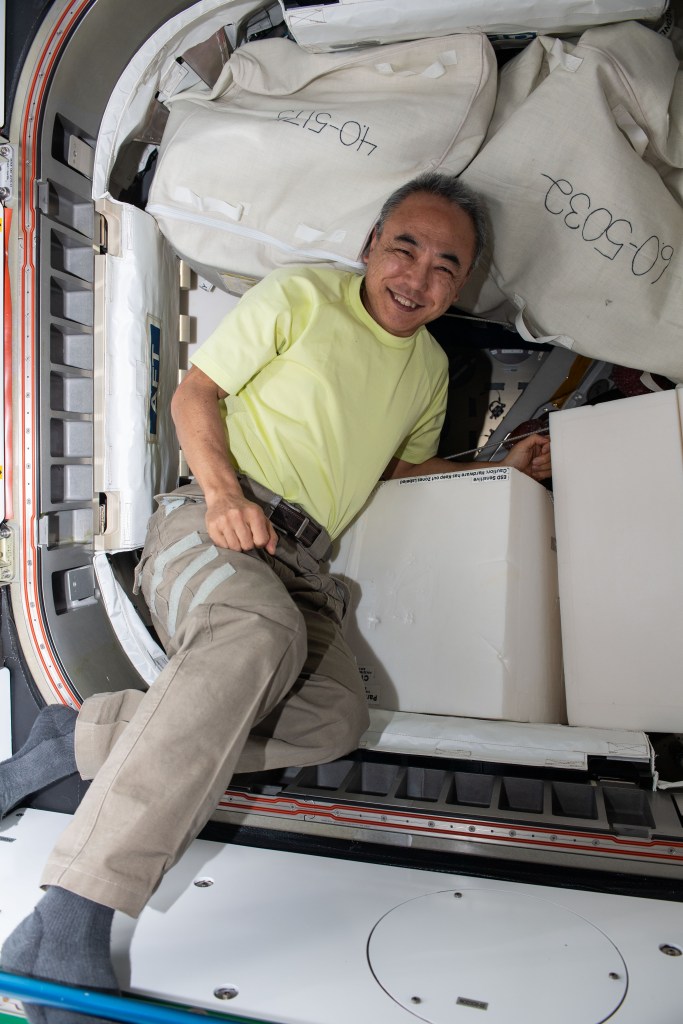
[397,467,509,486]
[358,665,381,705]
[470,468,509,483]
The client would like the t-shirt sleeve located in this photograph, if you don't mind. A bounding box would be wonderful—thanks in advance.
[393,353,449,464]
[190,272,294,395]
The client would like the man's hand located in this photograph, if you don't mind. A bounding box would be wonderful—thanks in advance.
[383,433,552,482]
[501,433,551,481]
[172,366,279,553]
[205,494,278,554]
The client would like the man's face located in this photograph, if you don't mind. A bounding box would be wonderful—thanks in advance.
[361,192,477,337]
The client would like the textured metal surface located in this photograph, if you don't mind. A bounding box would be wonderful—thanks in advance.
[217,755,683,878]
[9,0,194,705]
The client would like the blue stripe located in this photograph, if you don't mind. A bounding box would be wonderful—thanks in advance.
[0,969,279,1024]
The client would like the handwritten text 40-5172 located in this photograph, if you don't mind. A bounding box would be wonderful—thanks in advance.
[541,174,674,284]
[277,109,378,155]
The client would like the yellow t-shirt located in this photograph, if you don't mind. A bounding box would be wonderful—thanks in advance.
[191,266,448,538]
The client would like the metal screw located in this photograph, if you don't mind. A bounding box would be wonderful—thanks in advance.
[410,996,422,1004]
[609,972,621,980]
[659,944,682,957]
[214,986,239,1000]
[453,892,463,899]
[194,877,214,888]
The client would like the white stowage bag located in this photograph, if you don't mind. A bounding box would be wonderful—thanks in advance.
[146,34,497,293]
[458,22,683,382]
[279,0,669,52]
[94,198,180,551]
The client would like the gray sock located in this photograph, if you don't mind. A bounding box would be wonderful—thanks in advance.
[0,886,118,1024]
[0,705,78,818]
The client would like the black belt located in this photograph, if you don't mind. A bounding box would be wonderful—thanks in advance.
[267,498,323,549]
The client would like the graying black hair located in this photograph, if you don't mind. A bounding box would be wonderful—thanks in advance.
[374,172,488,269]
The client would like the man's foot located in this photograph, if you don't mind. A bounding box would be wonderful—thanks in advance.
[0,705,78,818]
[0,887,118,1024]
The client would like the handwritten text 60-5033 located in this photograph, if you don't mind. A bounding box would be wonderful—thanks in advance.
[277,109,378,155]
[541,174,675,284]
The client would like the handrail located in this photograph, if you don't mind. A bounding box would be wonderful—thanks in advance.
[0,971,281,1024]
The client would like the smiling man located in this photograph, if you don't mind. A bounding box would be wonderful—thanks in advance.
[0,172,549,1024]
[361,186,478,337]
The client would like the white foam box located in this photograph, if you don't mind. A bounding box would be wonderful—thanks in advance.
[550,389,683,732]
[329,467,564,723]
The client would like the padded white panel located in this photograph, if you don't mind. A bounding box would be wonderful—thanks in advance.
[93,553,168,685]
[94,198,180,550]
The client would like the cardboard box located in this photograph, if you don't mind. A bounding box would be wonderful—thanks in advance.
[329,467,564,723]
[551,389,683,732]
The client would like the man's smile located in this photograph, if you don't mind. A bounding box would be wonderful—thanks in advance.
[389,289,422,310]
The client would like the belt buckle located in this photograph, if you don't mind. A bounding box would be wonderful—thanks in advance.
[293,515,311,541]
[265,497,280,522]
[268,496,320,548]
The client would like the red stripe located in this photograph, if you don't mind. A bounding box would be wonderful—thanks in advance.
[3,206,12,520]
[218,790,683,863]
[19,0,93,705]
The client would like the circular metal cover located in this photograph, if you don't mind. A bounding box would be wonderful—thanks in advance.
[368,889,627,1024]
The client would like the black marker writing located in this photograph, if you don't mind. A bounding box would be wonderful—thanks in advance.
[277,109,378,155]
[541,174,674,283]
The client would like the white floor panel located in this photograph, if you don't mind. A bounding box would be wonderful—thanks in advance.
[0,809,682,1023]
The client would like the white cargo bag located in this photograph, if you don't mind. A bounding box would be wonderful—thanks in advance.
[459,22,683,382]
[147,34,496,293]
[94,198,180,550]
[280,0,668,52]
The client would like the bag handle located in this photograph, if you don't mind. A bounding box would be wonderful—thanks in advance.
[513,294,575,351]
[375,49,458,80]
[173,186,244,222]
[612,103,649,157]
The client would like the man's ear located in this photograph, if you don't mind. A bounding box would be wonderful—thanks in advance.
[362,225,378,265]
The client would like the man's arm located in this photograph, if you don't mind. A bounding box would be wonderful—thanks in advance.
[383,433,551,482]
[171,366,278,553]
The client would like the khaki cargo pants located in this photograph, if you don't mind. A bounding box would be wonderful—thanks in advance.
[42,482,369,917]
